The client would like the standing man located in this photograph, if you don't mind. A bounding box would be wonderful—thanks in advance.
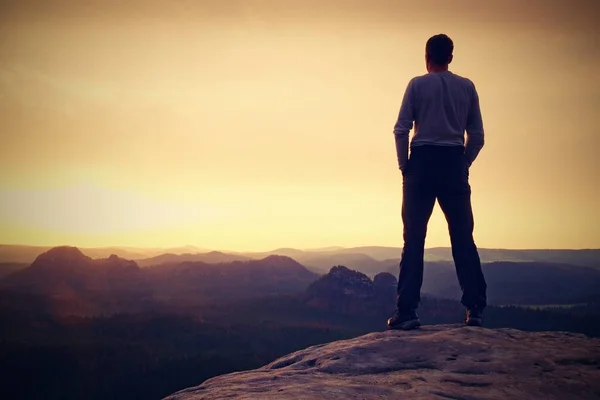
[387,34,487,330]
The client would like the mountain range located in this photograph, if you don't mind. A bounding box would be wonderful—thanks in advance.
[0,244,207,264]
[2,246,600,315]
[2,244,598,279]
[1,248,600,400]
[0,246,318,316]
[136,251,253,267]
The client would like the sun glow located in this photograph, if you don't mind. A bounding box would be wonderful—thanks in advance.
[1,0,599,250]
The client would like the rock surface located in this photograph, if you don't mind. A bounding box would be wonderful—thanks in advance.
[166,325,600,400]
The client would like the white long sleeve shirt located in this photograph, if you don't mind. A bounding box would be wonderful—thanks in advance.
[393,70,485,170]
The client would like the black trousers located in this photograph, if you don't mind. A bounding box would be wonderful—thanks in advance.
[397,145,487,312]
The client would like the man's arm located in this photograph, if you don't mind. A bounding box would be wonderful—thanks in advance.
[393,79,415,171]
[464,83,485,166]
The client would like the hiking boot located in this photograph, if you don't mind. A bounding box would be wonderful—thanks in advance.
[387,310,421,330]
[465,307,484,327]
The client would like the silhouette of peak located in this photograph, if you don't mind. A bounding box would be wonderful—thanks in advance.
[329,265,352,274]
[373,272,397,287]
[328,265,372,284]
[304,266,398,315]
[103,254,139,270]
[259,254,303,268]
[204,251,226,256]
[43,246,86,258]
[307,265,374,300]
[271,247,305,254]
[31,246,90,267]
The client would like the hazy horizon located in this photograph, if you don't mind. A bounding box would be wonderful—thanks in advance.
[1,0,599,251]
[2,242,599,254]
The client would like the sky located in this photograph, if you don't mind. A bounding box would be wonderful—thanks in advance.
[0,0,599,251]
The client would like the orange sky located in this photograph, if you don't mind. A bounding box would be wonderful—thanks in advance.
[1,0,599,251]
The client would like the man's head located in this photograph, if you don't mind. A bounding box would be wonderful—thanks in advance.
[425,34,454,72]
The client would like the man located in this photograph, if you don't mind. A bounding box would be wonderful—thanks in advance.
[387,34,487,330]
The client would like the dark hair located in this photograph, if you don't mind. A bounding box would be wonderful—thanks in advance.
[426,34,454,65]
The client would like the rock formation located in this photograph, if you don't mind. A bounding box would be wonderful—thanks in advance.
[304,266,392,315]
[166,324,600,400]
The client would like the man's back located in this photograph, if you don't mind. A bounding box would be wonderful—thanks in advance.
[394,70,484,169]
[410,71,481,148]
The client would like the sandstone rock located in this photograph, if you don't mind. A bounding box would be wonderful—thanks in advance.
[304,266,380,314]
[166,325,600,400]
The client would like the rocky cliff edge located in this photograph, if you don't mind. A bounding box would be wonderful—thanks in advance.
[166,325,600,400]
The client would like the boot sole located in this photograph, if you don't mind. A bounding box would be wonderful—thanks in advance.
[388,319,421,331]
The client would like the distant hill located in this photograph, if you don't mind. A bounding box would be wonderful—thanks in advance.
[377,260,600,306]
[234,249,390,275]
[0,245,55,263]
[336,246,403,260]
[0,262,28,279]
[77,246,158,260]
[136,251,253,267]
[240,246,600,275]
[426,247,600,268]
[0,246,148,315]
[81,245,209,260]
[3,244,598,270]
[420,261,600,305]
[299,253,387,275]
[0,246,140,294]
[145,255,318,304]
[2,245,599,309]
[240,248,308,260]
[315,247,600,268]
[0,247,318,316]
[0,244,158,263]
[302,246,346,252]
[305,266,380,312]
[305,266,396,316]
[0,244,209,264]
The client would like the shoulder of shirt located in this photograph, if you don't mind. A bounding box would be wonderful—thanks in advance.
[406,74,427,91]
[409,73,429,84]
[449,72,477,89]
[411,72,476,87]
